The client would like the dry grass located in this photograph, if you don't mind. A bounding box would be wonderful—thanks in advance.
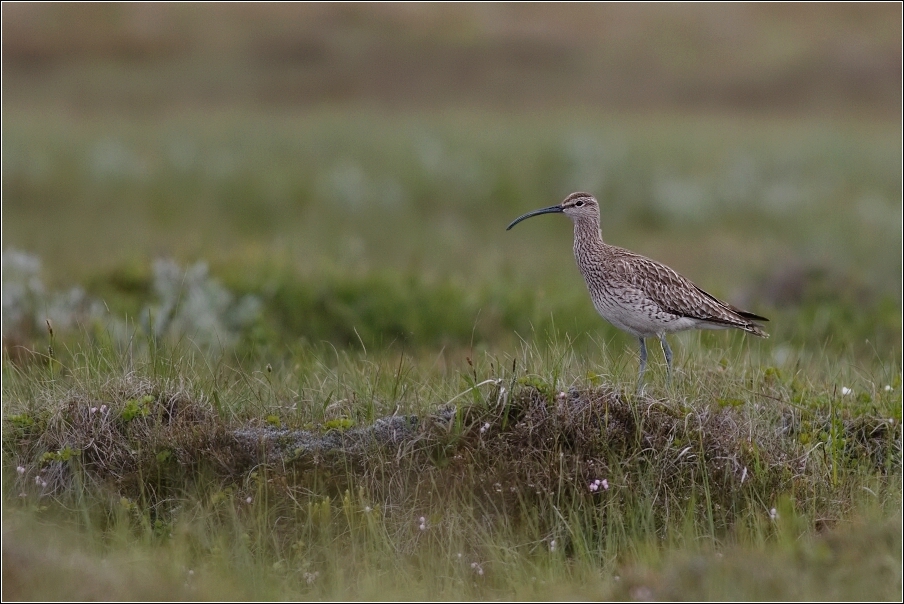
[3,357,901,599]
[6,363,898,538]
[3,4,900,114]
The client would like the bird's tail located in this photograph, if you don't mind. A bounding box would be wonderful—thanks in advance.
[735,309,769,338]
[744,322,769,338]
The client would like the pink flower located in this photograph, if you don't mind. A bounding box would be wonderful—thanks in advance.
[589,478,609,492]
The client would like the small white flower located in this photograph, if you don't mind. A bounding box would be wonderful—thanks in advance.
[884,385,892,392]
[187,569,194,576]
[740,467,748,483]
[549,539,557,552]
[100,404,108,413]
[303,571,320,585]
[364,505,372,513]
[418,516,426,530]
[601,478,609,490]
[457,552,462,559]
[245,496,252,504]
[16,466,25,475]
[470,562,483,575]
[90,407,98,414]
[555,391,566,400]
[841,387,852,396]
[589,482,598,492]
[480,422,490,434]
[889,418,896,426]
[769,507,779,521]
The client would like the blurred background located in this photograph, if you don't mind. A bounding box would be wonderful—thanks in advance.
[2,3,901,360]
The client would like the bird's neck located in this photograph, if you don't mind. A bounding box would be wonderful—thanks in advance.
[573,217,605,250]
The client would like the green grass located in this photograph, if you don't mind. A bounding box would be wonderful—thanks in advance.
[2,104,901,599]
[4,111,901,287]
[4,110,901,362]
[2,334,901,600]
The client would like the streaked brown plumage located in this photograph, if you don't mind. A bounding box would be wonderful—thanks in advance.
[507,192,768,388]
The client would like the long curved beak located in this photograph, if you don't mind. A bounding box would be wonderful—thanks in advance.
[506,205,564,230]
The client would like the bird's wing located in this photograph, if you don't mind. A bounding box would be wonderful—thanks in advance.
[607,249,755,328]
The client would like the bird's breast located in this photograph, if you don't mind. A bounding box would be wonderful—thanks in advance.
[571,243,686,337]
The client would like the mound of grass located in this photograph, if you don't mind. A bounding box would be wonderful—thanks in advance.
[6,353,899,531]
[3,334,900,599]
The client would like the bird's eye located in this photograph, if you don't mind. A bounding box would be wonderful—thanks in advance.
[575,200,584,207]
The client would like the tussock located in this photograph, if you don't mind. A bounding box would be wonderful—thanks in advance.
[7,374,251,497]
[6,374,898,527]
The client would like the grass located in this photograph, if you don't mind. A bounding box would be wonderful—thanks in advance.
[2,8,902,594]
[4,4,900,115]
[3,123,901,596]
[3,117,902,599]
[4,111,901,281]
[2,334,901,600]
[3,111,901,364]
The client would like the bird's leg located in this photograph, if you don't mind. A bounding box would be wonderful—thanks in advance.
[636,337,648,392]
[659,335,673,385]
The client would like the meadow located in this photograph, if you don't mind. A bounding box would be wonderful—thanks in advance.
[2,4,902,600]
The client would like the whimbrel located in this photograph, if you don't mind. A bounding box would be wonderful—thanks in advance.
[507,192,768,389]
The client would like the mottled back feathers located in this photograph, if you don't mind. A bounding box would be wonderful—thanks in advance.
[602,246,768,337]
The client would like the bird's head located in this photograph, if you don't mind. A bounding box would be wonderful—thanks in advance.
[506,192,599,230]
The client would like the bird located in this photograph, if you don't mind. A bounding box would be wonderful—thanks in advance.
[506,192,768,390]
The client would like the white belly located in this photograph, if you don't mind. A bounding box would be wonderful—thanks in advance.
[589,288,728,338]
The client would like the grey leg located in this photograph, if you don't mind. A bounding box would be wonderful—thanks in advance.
[659,335,673,384]
[637,337,648,391]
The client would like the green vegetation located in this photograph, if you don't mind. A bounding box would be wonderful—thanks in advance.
[2,4,901,601]
[3,336,901,600]
[4,113,900,358]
